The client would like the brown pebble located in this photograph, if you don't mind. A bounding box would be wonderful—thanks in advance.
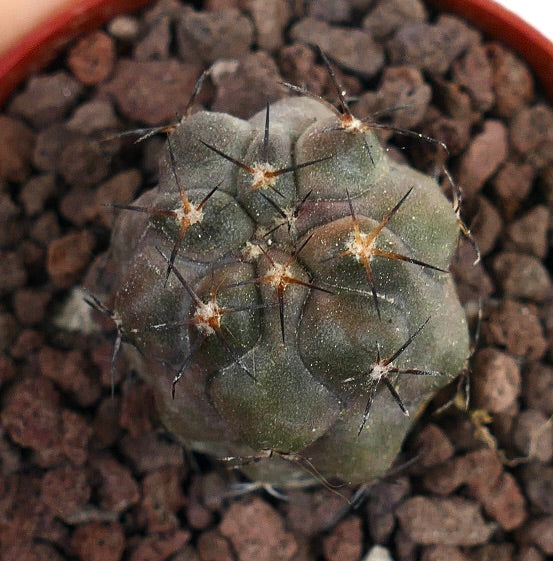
[62,409,93,466]
[482,300,546,361]
[512,409,553,463]
[491,161,536,220]
[363,0,427,40]
[134,15,171,61]
[211,51,284,119]
[138,467,186,532]
[0,312,19,352]
[12,288,51,326]
[510,104,553,157]
[307,0,351,22]
[245,0,291,52]
[19,174,57,216]
[0,115,35,183]
[366,477,410,543]
[471,347,520,413]
[504,206,549,258]
[176,7,254,64]
[59,136,111,188]
[468,471,526,531]
[41,465,91,522]
[408,423,454,474]
[0,251,27,296]
[71,521,125,561]
[89,453,140,513]
[471,195,502,256]
[91,396,121,448]
[9,328,43,360]
[456,119,508,199]
[220,497,298,561]
[3,542,66,561]
[522,362,553,416]
[487,43,534,118]
[322,516,362,561]
[9,71,83,128]
[47,230,96,289]
[1,377,64,467]
[0,353,16,388]
[30,212,62,246]
[197,529,234,561]
[520,463,553,515]
[67,100,120,135]
[128,530,191,561]
[290,18,384,78]
[120,432,184,474]
[60,188,97,227]
[186,500,213,530]
[119,377,156,437]
[517,546,545,561]
[420,545,469,561]
[103,59,203,125]
[279,43,328,97]
[32,124,79,173]
[517,516,553,554]
[95,169,142,228]
[67,31,115,85]
[452,44,494,111]
[492,252,552,302]
[285,487,354,537]
[467,544,515,561]
[396,496,493,545]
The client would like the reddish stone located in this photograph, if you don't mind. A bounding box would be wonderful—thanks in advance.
[456,120,508,198]
[396,496,493,545]
[363,0,427,39]
[487,43,534,118]
[245,0,291,52]
[520,463,553,514]
[41,465,91,521]
[197,529,234,561]
[290,18,383,78]
[366,477,410,543]
[471,348,520,413]
[322,516,362,561]
[12,288,52,326]
[61,409,93,466]
[408,423,454,474]
[128,530,191,561]
[522,362,553,416]
[504,206,549,258]
[491,161,535,220]
[94,169,142,228]
[0,313,18,352]
[220,498,298,561]
[452,44,494,111]
[32,125,78,173]
[39,347,101,407]
[0,353,16,388]
[68,31,116,85]
[1,378,64,467]
[467,544,515,561]
[67,100,120,135]
[471,195,502,256]
[0,251,27,296]
[9,328,43,360]
[134,15,171,60]
[120,432,184,474]
[0,115,34,182]
[119,378,156,437]
[138,467,186,532]
[512,409,553,463]
[279,43,328,96]
[517,546,545,561]
[420,545,469,561]
[47,230,96,289]
[9,71,83,128]
[482,300,546,361]
[492,252,552,302]
[3,542,66,561]
[510,104,553,156]
[103,59,203,125]
[59,137,111,188]
[89,453,140,513]
[517,516,553,554]
[30,212,62,246]
[91,396,121,448]
[71,521,125,561]
[176,8,254,64]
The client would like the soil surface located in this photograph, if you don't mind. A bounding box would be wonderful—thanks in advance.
[1,1,553,560]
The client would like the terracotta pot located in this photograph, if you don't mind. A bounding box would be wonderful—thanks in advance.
[1,0,552,108]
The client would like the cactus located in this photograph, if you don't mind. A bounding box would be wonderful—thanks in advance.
[94,62,470,489]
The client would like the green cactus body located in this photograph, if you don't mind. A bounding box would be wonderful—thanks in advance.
[105,96,469,486]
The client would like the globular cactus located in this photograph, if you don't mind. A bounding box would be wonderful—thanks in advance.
[95,63,469,489]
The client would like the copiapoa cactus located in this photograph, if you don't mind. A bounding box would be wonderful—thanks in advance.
[92,55,470,490]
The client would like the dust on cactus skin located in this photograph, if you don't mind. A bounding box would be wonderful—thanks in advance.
[95,79,470,488]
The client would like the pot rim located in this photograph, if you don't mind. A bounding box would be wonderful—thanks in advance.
[0,0,552,108]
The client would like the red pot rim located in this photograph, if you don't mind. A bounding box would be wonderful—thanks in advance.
[1,0,552,108]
